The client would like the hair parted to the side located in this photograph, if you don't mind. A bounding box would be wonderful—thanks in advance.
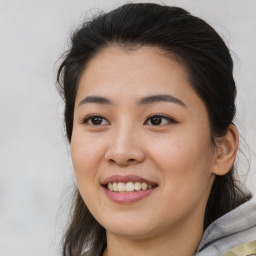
[56,3,251,256]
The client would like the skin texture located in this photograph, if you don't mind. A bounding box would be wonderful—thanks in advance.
[71,46,238,256]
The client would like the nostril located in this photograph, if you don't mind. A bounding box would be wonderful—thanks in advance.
[128,158,136,162]
[108,157,137,166]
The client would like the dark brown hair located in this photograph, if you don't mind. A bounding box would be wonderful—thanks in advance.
[56,3,250,256]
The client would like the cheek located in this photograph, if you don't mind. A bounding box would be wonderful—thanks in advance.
[70,131,104,212]
[71,129,103,168]
[70,130,105,190]
[145,131,214,222]
[147,125,214,189]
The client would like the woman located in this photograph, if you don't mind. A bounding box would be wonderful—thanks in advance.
[56,3,256,256]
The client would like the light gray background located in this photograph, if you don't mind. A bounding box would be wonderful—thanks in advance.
[0,0,255,255]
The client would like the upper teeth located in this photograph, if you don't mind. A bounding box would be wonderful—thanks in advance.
[107,182,155,192]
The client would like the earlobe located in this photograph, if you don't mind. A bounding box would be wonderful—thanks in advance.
[212,124,239,176]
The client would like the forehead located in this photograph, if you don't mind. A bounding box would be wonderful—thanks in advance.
[76,46,200,107]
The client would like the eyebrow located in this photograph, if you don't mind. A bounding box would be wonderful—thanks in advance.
[78,94,186,107]
[78,96,113,106]
[137,94,186,107]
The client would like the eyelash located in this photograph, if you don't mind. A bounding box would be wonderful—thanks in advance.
[82,114,176,126]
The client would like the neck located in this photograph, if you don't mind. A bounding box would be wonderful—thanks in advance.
[103,212,203,256]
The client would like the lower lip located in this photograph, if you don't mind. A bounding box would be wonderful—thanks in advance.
[103,186,156,203]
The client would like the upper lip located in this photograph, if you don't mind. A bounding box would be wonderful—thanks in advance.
[101,175,158,185]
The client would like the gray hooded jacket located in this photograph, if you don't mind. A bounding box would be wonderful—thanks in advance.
[196,196,256,255]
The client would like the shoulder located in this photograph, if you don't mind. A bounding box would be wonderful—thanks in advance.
[196,196,256,256]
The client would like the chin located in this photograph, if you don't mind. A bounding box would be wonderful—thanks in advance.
[101,215,160,239]
[107,225,156,239]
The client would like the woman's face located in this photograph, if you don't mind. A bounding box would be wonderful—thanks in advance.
[71,46,217,239]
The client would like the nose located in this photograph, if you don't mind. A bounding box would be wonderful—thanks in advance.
[104,124,146,166]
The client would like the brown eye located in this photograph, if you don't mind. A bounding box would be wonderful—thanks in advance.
[150,116,162,125]
[82,115,110,126]
[145,115,175,126]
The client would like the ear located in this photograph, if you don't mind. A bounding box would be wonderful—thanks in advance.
[212,124,239,176]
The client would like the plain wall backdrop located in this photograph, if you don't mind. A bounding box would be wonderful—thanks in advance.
[0,0,255,255]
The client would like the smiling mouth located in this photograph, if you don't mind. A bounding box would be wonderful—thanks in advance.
[103,181,158,192]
